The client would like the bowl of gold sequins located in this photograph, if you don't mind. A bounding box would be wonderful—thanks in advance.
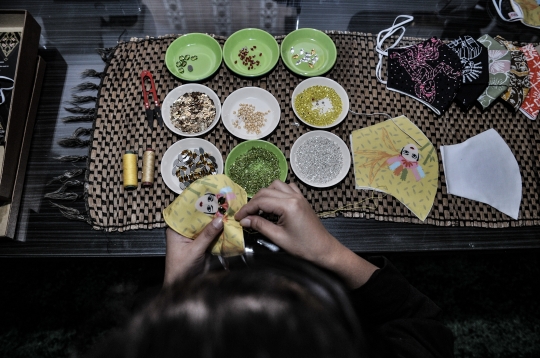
[161,138,224,194]
[162,84,222,137]
[291,77,349,129]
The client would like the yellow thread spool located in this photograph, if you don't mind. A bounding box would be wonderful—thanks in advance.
[123,150,138,190]
[142,148,155,187]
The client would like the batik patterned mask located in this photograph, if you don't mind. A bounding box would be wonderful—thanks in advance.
[447,36,489,110]
[518,44,540,119]
[476,35,512,109]
[496,36,531,111]
[163,174,248,257]
[350,115,438,221]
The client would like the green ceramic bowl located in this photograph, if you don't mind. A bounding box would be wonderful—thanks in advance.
[225,140,288,197]
[165,33,222,81]
[281,28,337,77]
[223,28,280,77]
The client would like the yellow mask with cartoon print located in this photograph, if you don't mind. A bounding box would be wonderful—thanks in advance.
[350,116,438,221]
[163,174,248,257]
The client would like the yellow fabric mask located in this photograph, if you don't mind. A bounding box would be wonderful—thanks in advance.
[350,116,438,221]
[163,174,248,257]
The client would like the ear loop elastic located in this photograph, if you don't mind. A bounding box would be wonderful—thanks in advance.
[375,15,414,85]
[0,76,15,105]
[491,0,522,22]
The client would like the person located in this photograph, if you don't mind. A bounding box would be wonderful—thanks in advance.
[88,181,455,358]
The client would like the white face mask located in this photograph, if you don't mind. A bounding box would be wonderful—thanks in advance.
[440,129,522,219]
[0,76,14,105]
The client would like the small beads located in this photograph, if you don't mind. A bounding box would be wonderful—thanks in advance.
[294,85,342,126]
[232,103,270,135]
[229,147,281,195]
[295,136,343,184]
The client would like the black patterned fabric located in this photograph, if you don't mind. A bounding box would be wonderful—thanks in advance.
[386,38,463,115]
[448,35,490,110]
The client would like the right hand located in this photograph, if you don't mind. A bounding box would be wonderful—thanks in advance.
[234,180,378,289]
[234,181,343,268]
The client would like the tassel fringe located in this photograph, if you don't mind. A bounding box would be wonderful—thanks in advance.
[64,106,96,115]
[44,180,84,201]
[57,127,92,148]
[47,168,84,185]
[73,81,100,92]
[61,115,95,122]
[49,202,92,224]
[57,137,91,147]
[53,155,89,162]
[81,69,104,78]
[68,95,97,105]
[96,46,116,62]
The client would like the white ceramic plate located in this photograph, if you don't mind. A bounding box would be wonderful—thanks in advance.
[160,138,224,194]
[161,84,222,137]
[290,130,351,188]
[291,77,349,129]
[222,87,281,140]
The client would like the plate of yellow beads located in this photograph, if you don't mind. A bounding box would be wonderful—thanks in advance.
[292,77,349,129]
[222,87,281,140]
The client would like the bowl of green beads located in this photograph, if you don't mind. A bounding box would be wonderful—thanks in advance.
[292,77,349,129]
[225,140,288,197]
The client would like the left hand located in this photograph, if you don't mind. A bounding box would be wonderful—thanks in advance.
[163,217,224,286]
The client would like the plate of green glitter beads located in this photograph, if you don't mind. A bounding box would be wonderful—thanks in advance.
[225,140,288,197]
[281,28,337,77]
[292,77,349,129]
[165,33,223,81]
[223,28,280,77]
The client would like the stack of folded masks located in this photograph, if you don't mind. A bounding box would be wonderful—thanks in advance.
[377,16,540,119]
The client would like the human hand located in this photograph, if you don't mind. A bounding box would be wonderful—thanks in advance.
[234,180,339,266]
[163,217,223,286]
[234,180,378,289]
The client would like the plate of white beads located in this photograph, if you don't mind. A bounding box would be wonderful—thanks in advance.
[222,87,281,140]
[290,130,351,188]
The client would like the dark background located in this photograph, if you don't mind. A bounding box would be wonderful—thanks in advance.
[1,251,540,357]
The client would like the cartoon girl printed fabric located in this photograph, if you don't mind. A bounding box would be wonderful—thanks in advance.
[163,174,248,257]
[350,116,438,221]
[447,36,489,110]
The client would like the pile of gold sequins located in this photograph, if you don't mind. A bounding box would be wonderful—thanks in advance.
[170,92,216,134]
[173,148,218,190]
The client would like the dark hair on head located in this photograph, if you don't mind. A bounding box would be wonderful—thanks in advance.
[87,254,367,358]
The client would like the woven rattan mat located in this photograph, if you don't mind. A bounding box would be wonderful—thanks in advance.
[86,31,540,232]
